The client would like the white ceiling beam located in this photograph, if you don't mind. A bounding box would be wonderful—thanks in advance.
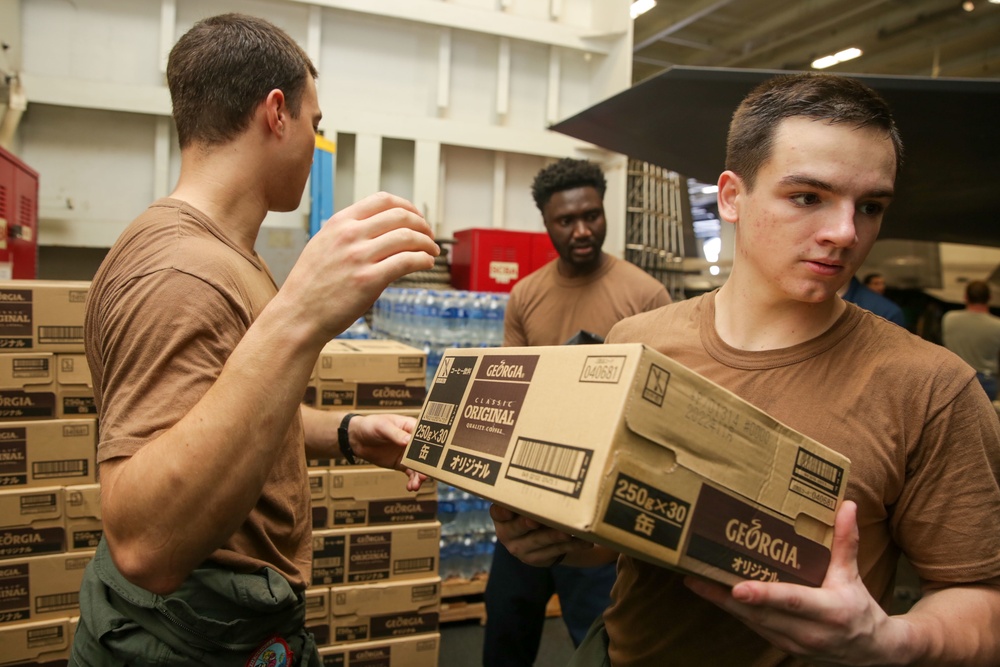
[20,74,170,116]
[286,0,618,54]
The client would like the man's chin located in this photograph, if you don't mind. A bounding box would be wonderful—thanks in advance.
[565,252,601,272]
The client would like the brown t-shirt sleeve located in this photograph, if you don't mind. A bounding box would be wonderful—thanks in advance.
[645,285,673,311]
[94,269,246,463]
[503,286,528,347]
[891,372,1000,583]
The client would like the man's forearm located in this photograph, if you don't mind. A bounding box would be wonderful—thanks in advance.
[894,582,1000,666]
[301,405,343,460]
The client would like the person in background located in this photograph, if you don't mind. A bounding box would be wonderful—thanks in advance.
[863,271,887,294]
[71,14,438,666]
[483,158,671,667]
[942,280,1000,401]
[841,272,905,326]
[493,72,1000,666]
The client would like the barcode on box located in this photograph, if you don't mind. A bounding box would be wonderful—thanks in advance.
[394,557,434,575]
[423,401,454,425]
[792,448,844,496]
[33,459,88,479]
[36,591,78,614]
[38,326,83,344]
[506,438,591,498]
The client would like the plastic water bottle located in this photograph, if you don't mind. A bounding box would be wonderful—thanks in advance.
[422,290,442,342]
[425,341,444,388]
[372,288,390,337]
[452,494,473,535]
[411,289,429,343]
[473,534,496,580]
[337,317,371,339]
[459,534,477,580]
[439,291,460,346]
[467,292,487,347]
[440,534,464,581]
[404,289,422,343]
[484,294,505,347]
[438,496,458,536]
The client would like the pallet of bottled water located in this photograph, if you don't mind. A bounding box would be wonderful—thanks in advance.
[371,287,509,386]
[437,483,497,583]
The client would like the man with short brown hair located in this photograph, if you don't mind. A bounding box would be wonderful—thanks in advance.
[71,13,438,666]
[494,73,1000,666]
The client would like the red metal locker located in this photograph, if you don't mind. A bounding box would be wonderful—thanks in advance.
[0,145,39,280]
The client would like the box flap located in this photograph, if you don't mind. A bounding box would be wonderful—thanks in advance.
[621,345,849,529]
[64,484,101,520]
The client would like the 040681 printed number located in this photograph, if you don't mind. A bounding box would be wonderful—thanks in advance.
[613,478,688,524]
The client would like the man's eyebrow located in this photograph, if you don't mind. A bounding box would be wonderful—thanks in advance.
[778,174,894,200]
[778,174,834,191]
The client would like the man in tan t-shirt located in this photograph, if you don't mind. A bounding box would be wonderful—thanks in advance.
[71,14,439,667]
[942,280,1000,400]
[492,74,1000,666]
[484,158,671,667]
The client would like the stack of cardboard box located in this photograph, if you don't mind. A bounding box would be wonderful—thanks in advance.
[304,340,442,667]
[0,280,96,666]
[0,286,444,665]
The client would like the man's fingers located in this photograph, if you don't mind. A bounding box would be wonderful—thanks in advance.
[489,503,517,523]
[333,191,422,222]
[823,500,861,586]
[324,201,436,248]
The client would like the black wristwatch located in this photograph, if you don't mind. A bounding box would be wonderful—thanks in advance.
[338,412,360,465]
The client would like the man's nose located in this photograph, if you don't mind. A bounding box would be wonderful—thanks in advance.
[571,219,592,238]
[819,205,858,248]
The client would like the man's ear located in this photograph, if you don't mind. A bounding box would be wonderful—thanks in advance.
[263,89,286,137]
[717,170,742,225]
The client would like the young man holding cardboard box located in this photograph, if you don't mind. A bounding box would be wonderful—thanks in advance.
[71,14,438,667]
[491,73,1000,665]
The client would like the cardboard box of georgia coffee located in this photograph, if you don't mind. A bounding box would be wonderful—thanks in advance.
[0,616,73,665]
[309,340,426,412]
[0,280,89,353]
[329,576,440,645]
[318,633,440,667]
[0,419,97,489]
[0,487,65,561]
[403,344,851,587]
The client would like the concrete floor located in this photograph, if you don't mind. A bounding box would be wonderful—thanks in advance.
[439,617,576,667]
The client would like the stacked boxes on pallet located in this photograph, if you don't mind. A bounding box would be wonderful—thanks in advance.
[0,280,96,666]
[304,339,442,667]
[0,286,442,665]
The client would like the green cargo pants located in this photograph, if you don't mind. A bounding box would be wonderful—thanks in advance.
[70,538,320,667]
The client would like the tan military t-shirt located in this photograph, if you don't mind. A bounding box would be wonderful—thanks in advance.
[601,291,1000,666]
[85,198,312,589]
[504,254,672,347]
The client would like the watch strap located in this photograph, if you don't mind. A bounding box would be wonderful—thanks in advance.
[338,412,360,465]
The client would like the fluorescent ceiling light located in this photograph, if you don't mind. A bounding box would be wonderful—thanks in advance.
[631,0,656,20]
[811,47,862,69]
